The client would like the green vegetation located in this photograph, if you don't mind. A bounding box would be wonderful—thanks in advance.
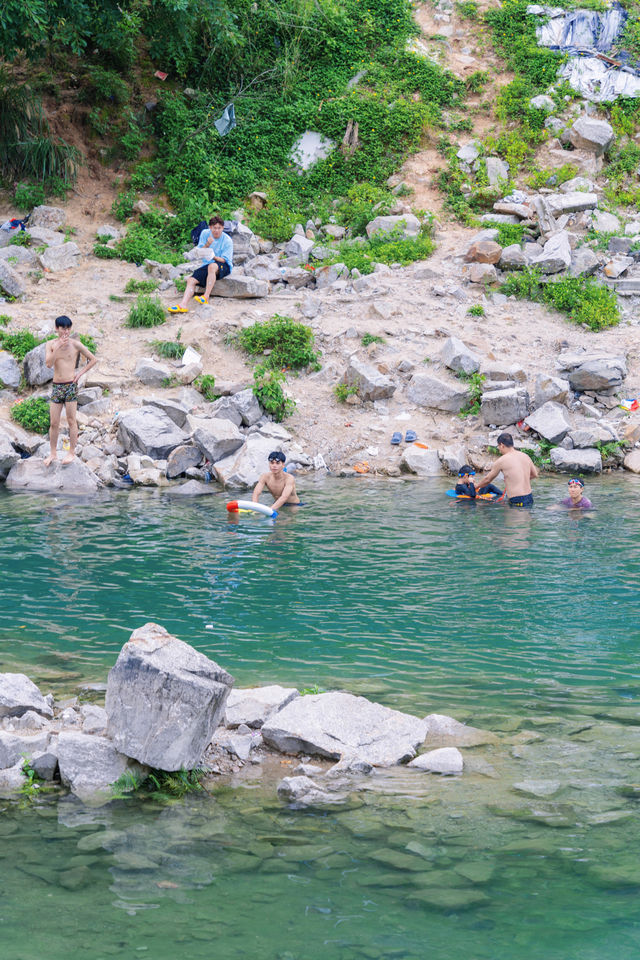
[501,269,620,331]
[125,294,166,328]
[596,440,628,460]
[330,227,435,274]
[174,277,187,294]
[93,244,118,259]
[124,278,160,294]
[467,304,485,317]
[152,337,186,360]
[11,397,50,433]
[0,330,41,360]
[0,314,10,326]
[8,232,31,248]
[19,758,44,801]
[457,371,485,417]
[237,314,320,371]
[194,374,217,400]
[526,163,578,191]
[253,365,295,422]
[112,767,206,803]
[78,334,97,354]
[361,333,385,346]
[300,685,325,696]
[334,382,359,402]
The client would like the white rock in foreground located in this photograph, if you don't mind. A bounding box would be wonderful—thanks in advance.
[261,691,428,766]
[106,622,234,771]
[409,747,463,774]
[5,458,101,494]
[0,673,53,719]
[56,731,138,804]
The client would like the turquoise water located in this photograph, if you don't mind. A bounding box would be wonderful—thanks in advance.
[1,477,640,959]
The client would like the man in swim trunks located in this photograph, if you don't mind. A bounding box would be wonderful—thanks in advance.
[44,315,97,466]
[168,216,233,312]
[252,451,301,511]
[472,432,538,507]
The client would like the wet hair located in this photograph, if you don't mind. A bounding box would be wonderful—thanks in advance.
[209,216,224,227]
[497,432,514,448]
[55,315,72,328]
[268,451,286,463]
[458,464,475,477]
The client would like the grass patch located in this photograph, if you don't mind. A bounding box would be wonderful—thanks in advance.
[237,314,320,371]
[467,304,485,317]
[500,269,620,331]
[0,314,10,326]
[93,244,118,259]
[152,337,186,360]
[124,278,160,294]
[78,334,97,354]
[361,333,385,346]
[11,397,50,433]
[125,294,166,328]
[329,228,435,275]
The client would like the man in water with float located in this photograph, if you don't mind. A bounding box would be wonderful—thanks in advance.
[473,432,538,507]
[252,451,301,512]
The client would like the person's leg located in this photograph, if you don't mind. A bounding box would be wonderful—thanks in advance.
[63,401,78,464]
[178,276,198,309]
[201,263,220,302]
[44,402,62,466]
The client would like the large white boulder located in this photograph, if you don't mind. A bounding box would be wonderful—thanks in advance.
[261,691,428,767]
[400,448,443,476]
[5,458,101,494]
[56,732,138,804]
[569,117,614,156]
[0,350,20,389]
[105,622,234,771]
[23,342,53,386]
[341,358,395,402]
[365,214,420,238]
[0,673,53,719]
[439,336,480,375]
[0,730,50,768]
[212,434,284,488]
[192,418,244,463]
[407,373,469,413]
[549,447,602,473]
[409,747,463,774]
[117,407,188,459]
[524,401,572,443]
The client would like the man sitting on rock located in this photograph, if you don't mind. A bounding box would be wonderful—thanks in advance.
[44,315,97,466]
[252,451,301,512]
[169,216,233,313]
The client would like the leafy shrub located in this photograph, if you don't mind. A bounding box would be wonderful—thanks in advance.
[334,382,358,402]
[0,314,10,326]
[11,397,50,434]
[125,294,166,328]
[477,220,525,247]
[78,334,97,353]
[14,183,45,210]
[116,225,183,266]
[112,190,136,222]
[237,314,320,371]
[336,182,393,236]
[9,231,30,247]
[125,278,159,294]
[457,372,485,416]
[361,333,385,346]
[526,163,578,191]
[80,66,129,105]
[174,277,187,294]
[501,269,620,330]
[93,244,118,259]
[253,364,295,422]
[194,374,217,400]
[467,304,485,316]
[0,330,41,360]
[331,228,436,274]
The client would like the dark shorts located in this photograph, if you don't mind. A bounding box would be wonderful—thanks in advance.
[192,261,231,286]
[509,493,533,507]
[50,381,78,404]
[279,501,305,507]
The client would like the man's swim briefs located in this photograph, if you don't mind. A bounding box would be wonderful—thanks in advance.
[50,381,78,404]
[508,493,533,507]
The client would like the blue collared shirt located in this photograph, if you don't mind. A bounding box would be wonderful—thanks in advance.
[198,229,234,270]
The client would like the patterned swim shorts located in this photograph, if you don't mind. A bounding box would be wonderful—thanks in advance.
[50,381,78,404]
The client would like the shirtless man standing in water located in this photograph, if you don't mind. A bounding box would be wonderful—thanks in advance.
[44,315,97,466]
[252,451,301,512]
[473,432,538,507]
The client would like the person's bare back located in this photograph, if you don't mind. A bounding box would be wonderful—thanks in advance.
[474,433,538,506]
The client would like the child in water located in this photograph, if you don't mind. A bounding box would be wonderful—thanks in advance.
[455,465,503,500]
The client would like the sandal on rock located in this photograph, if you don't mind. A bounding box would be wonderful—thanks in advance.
[194,296,209,305]
[405,430,417,443]
[391,432,402,445]
[168,305,188,313]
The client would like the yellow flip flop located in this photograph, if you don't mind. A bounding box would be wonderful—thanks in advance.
[168,305,188,313]
[194,296,209,306]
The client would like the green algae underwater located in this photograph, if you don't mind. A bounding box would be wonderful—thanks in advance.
[1,476,640,960]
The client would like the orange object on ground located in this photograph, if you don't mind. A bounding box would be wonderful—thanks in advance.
[353,461,370,473]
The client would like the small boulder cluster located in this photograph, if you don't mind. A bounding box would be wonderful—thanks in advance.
[0,623,496,806]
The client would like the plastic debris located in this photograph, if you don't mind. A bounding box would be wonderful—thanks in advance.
[154,70,168,81]
[530,2,640,102]
[214,103,236,137]
[620,399,639,411]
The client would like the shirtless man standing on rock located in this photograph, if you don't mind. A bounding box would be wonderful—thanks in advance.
[44,315,97,466]
[473,432,538,507]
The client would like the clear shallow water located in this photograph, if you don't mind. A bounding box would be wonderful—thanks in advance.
[1,477,640,960]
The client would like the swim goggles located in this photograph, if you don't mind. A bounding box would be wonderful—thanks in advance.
[567,478,584,487]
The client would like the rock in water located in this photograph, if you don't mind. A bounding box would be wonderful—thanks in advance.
[261,691,428,766]
[105,623,234,771]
